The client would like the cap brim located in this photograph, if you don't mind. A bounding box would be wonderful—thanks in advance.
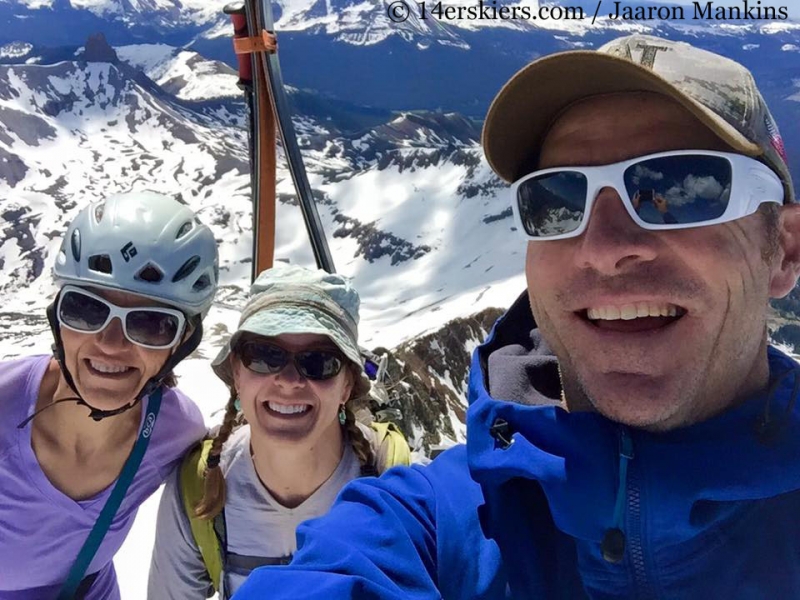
[211,307,371,398]
[482,51,761,183]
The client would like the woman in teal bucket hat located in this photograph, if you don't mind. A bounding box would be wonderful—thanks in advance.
[148,263,409,599]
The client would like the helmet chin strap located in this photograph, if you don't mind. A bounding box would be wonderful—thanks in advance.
[17,297,203,428]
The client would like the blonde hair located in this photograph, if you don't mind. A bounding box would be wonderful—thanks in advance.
[194,363,374,520]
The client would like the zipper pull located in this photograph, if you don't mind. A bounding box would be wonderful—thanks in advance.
[601,429,634,563]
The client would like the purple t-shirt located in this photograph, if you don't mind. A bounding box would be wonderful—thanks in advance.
[0,355,207,599]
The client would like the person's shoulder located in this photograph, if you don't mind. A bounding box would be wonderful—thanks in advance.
[219,423,251,472]
[0,354,50,388]
[146,386,207,474]
[355,420,378,443]
[355,421,387,456]
[158,385,206,434]
[0,354,51,426]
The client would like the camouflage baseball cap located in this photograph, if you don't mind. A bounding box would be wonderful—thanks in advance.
[482,33,794,203]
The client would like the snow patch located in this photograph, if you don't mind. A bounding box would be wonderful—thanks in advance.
[117,44,239,101]
[0,42,33,59]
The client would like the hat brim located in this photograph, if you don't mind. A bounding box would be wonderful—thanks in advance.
[211,307,371,398]
[482,51,761,183]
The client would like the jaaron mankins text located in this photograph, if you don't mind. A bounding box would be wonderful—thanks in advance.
[608,0,789,21]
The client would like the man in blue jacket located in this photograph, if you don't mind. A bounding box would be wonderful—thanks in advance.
[233,34,800,599]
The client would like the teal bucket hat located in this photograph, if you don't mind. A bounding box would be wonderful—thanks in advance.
[212,263,371,398]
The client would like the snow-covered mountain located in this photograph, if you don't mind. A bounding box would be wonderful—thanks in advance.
[0,40,527,431]
[1,0,228,39]
[3,0,799,126]
[2,25,800,433]
[115,43,240,101]
[0,11,798,596]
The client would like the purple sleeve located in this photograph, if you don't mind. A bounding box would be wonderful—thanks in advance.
[0,357,208,594]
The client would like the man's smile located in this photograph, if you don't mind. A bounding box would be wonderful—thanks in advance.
[580,301,687,333]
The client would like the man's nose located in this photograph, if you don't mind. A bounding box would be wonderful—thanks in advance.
[574,186,658,275]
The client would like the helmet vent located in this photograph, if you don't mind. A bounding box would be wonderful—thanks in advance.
[87,254,112,274]
[70,230,81,261]
[176,221,194,240]
[192,274,211,292]
[136,263,164,283]
[172,256,200,283]
[93,202,105,224]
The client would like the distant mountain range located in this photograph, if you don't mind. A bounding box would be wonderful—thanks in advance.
[2,1,798,167]
[0,1,798,446]
[0,34,518,445]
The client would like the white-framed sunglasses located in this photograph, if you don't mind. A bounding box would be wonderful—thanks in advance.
[56,285,186,350]
[510,150,784,241]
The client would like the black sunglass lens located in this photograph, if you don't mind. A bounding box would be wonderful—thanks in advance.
[624,155,732,225]
[59,291,110,332]
[296,351,343,380]
[126,311,180,347]
[240,343,289,374]
[517,171,588,237]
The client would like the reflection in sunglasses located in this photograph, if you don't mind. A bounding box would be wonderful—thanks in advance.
[236,341,345,381]
[57,286,185,350]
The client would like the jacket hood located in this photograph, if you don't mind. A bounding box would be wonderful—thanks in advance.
[465,292,800,545]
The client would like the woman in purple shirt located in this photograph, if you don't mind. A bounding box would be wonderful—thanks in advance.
[0,192,218,599]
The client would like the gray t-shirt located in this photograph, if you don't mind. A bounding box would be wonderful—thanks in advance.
[147,424,378,599]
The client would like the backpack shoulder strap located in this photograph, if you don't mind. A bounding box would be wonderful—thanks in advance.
[369,421,411,472]
[58,388,163,600]
[179,439,224,593]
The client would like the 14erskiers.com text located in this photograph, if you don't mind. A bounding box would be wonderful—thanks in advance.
[609,0,788,20]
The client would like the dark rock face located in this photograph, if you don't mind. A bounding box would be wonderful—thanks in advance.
[372,306,505,450]
[84,33,119,63]
[483,207,512,224]
[0,106,57,146]
[0,147,27,187]
[1,205,44,285]
[332,213,431,265]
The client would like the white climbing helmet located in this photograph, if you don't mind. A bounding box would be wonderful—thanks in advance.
[53,191,219,317]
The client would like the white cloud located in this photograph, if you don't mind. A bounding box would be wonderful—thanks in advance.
[664,175,725,207]
[684,174,724,200]
[631,164,664,186]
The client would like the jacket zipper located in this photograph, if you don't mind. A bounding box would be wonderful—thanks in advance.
[624,429,654,599]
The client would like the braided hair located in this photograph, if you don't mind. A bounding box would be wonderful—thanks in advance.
[194,361,375,519]
[194,388,242,521]
[342,364,376,470]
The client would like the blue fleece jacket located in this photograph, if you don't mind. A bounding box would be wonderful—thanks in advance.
[233,294,800,599]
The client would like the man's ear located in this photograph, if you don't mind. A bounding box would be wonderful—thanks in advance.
[770,204,800,298]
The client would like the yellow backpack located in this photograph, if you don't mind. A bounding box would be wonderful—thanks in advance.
[179,422,411,594]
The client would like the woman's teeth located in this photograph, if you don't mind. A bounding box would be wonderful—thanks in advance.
[89,360,131,374]
[587,302,681,321]
[267,402,310,415]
